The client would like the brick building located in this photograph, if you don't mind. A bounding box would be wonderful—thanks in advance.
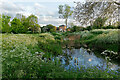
[59,25,66,32]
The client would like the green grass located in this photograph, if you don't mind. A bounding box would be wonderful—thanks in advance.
[64,29,119,62]
[1,33,120,78]
[72,29,119,50]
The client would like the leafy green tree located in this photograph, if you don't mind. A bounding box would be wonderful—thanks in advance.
[58,4,73,28]
[47,24,56,32]
[27,14,38,33]
[41,24,56,33]
[74,1,119,26]
[41,26,48,33]
[92,17,107,29]
[12,14,28,33]
[20,15,29,33]
[71,26,77,32]
[11,18,23,33]
[2,14,11,33]
[71,26,85,32]
[0,14,2,32]
[34,24,41,33]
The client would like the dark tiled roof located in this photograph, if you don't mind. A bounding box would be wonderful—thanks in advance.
[59,25,65,27]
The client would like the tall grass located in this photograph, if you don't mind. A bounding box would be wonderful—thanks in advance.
[74,29,119,48]
[1,33,120,78]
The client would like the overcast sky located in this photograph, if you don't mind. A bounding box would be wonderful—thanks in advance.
[0,0,85,27]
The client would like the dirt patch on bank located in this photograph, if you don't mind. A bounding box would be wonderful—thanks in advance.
[61,34,81,48]
[67,34,81,40]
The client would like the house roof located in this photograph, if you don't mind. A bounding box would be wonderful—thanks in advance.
[59,25,66,27]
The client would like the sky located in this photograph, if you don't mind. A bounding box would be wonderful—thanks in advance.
[0,0,85,27]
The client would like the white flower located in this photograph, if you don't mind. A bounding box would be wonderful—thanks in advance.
[35,52,39,54]
[105,57,110,60]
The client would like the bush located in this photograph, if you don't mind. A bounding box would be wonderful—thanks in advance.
[1,34,120,78]
[55,36,61,40]
[96,30,119,44]
[85,26,92,31]
[103,25,118,29]
[90,30,103,34]
[38,40,63,57]
[71,26,85,32]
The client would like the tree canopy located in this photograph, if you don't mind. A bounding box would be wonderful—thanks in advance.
[1,14,41,33]
[74,0,119,26]
[58,4,73,28]
[2,14,11,33]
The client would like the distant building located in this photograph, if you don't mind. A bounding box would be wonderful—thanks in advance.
[59,25,66,32]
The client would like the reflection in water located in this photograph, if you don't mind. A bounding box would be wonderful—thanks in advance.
[58,47,120,71]
[88,58,92,62]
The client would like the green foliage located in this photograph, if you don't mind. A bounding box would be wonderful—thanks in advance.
[38,40,63,57]
[1,34,120,78]
[92,17,107,29]
[51,32,62,41]
[27,14,39,33]
[2,14,11,33]
[85,26,92,31]
[11,18,24,33]
[20,15,29,33]
[58,4,73,28]
[1,14,41,34]
[96,30,119,44]
[0,14,2,32]
[41,24,56,33]
[74,29,119,52]
[34,24,41,33]
[103,25,118,29]
[79,29,119,43]
[71,26,85,32]
[58,4,73,19]
[90,30,104,34]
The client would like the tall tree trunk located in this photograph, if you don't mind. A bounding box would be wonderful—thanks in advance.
[65,18,68,28]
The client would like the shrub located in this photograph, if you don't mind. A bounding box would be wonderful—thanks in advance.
[96,31,119,44]
[90,30,103,34]
[38,40,63,57]
[1,34,120,78]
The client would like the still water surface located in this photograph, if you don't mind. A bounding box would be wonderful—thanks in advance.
[53,47,120,71]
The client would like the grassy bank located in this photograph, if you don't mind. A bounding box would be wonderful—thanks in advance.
[1,33,120,78]
[64,29,119,51]
[64,29,120,62]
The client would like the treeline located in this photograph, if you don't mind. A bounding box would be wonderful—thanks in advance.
[0,14,119,34]
[70,17,119,32]
[0,14,41,34]
[41,24,56,33]
[0,14,57,34]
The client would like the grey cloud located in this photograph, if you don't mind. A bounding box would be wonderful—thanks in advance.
[1,2,24,13]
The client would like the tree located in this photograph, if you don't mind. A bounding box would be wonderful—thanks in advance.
[92,17,107,29]
[11,18,23,33]
[41,26,48,33]
[47,24,56,32]
[27,14,38,33]
[34,24,41,33]
[71,26,85,32]
[74,0,119,26]
[69,22,75,28]
[41,24,56,33]
[20,15,29,33]
[58,4,73,28]
[2,14,11,33]
[0,14,2,32]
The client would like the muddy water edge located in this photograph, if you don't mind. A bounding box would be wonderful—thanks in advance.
[60,35,120,66]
